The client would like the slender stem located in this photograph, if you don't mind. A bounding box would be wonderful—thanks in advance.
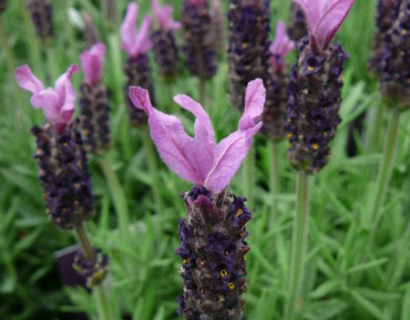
[269,140,280,227]
[369,109,401,241]
[74,223,111,320]
[99,156,130,237]
[243,144,255,208]
[367,100,385,153]
[141,128,163,213]
[285,171,310,320]
[199,78,205,107]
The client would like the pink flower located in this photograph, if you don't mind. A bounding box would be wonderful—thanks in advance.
[269,21,295,72]
[15,64,80,132]
[129,79,266,194]
[80,42,106,85]
[188,0,206,6]
[294,0,355,50]
[211,0,220,10]
[120,3,152,58]
[152,0,181,31]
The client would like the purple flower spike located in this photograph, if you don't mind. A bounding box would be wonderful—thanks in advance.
[269,21,295,72]
[121,3,152,58]
[80,43,106,86]
[294,0,355,50]
[15,64,80,132]
[129,79,265,194]
[152,0,181,31]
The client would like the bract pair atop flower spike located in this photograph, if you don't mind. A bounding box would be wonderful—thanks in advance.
[294,0,355,50]
[121,3,152,57]
[269,21,295,72]
[80,43,106,85]
[152,0,181,31]
[129,79,266,194]
[15,65,79,132]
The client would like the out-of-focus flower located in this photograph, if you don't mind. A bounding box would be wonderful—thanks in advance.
[27,0,54,40]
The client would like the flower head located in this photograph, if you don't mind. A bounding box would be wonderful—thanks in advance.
[269,21,295,72]
[15,64,79,132]
[152,0,181,31]
[80,42,106,85]
[121,3,152,57]
[294,0,355,50]
[129,79,265,194]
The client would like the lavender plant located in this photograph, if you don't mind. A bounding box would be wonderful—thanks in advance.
[288,2,307,42]
[121,3,155,126]
[129,79,266,319]
[284,1,355,319]
[79,43,111,154]
[15,65,111,320]
[227,0,270,110]
[27,0,54,40]
[151,0,181,79]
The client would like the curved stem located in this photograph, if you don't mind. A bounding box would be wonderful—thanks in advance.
[369,109,400,241]
[269,140,280,227]
[285,171,310,320]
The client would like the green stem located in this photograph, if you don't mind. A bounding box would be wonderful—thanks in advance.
[369,109,401,240]
[367,100,385,153]
[269,140,280,227]
[141,128,163,213]
[243,144,255,208]
[74,223,111,320]
[99,156,130,237]
[285,171,310,320]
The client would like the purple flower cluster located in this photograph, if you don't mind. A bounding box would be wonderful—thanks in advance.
[73,247,109,288]
[176,186,250,319]
[288,2,307,42]
[27,0,54,40]
[181,0,218,79]
[228,0,270,110]
[380,0,410,110]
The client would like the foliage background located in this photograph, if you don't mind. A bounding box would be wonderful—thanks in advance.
[0,0,409,319]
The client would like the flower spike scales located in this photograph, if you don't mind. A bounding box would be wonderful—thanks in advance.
[129,79,266,319]
[285,0,355,174]
[121,3,155,126]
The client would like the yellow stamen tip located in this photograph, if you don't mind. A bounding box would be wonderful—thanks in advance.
[236,209,243,217]
[312,143,319,151]
[228,282,235,290]
[220,269,228,278]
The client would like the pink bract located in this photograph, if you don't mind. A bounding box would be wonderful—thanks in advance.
[15,64,80,132]
[152,0,181,31]
[129,79,266,194]
[269,21,295,72]
[80,42,106,85]
[121,3,152,57]
[294,0,355,49]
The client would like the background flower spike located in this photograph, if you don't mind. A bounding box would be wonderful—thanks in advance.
[27,0,54,40]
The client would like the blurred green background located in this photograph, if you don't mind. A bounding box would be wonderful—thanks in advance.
[0,0,409,319]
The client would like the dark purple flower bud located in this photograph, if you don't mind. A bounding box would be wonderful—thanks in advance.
[0,0,7,14]
[380,0,410,110]
[27,0,54,40]
[31,120,94,229]
[151,30,180,79]
[368,0,396,75]
[181,0,218,79]
[285,40,349,173]
[73,247,109,288]
[288,2,307,42]
[176,186,250,319]
[227,0,271,110]
[82,13,101,49]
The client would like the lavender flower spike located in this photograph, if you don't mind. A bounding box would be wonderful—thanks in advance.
[121,3,156,126]
[129,79,265,319]
[79,43,111,154]
[263,21,295,140]
[27,0,54,40]
[151,0,181,79]
[15,65,94,229]
[288,2,308,41]
[285,0,354,173]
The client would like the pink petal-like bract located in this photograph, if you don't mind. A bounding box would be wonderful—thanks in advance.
[189,0,206,6]
[80,42,106,85]
[129,79,265,194]
[294,0,355,49]
[15,64,80,131]
[270,21,295,58]
[152,0,181,31]
[121,3,152,57]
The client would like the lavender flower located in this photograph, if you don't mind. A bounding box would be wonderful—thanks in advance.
[380,0,410,110]
[181,0,218,79]
[27,0,54,40]
[0,0,7,13]
[121,3,155,126]
[228,0,271,110]
[151,0,181,79]
[82,13,101,49]
[73,247,109,288]
[79,43,111,154]
[15,65,94,229]
[129,79,266,319]
[263,21,295,140]
[288,2,308,41]
[285,0,354,173]
[368,0,396,75]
